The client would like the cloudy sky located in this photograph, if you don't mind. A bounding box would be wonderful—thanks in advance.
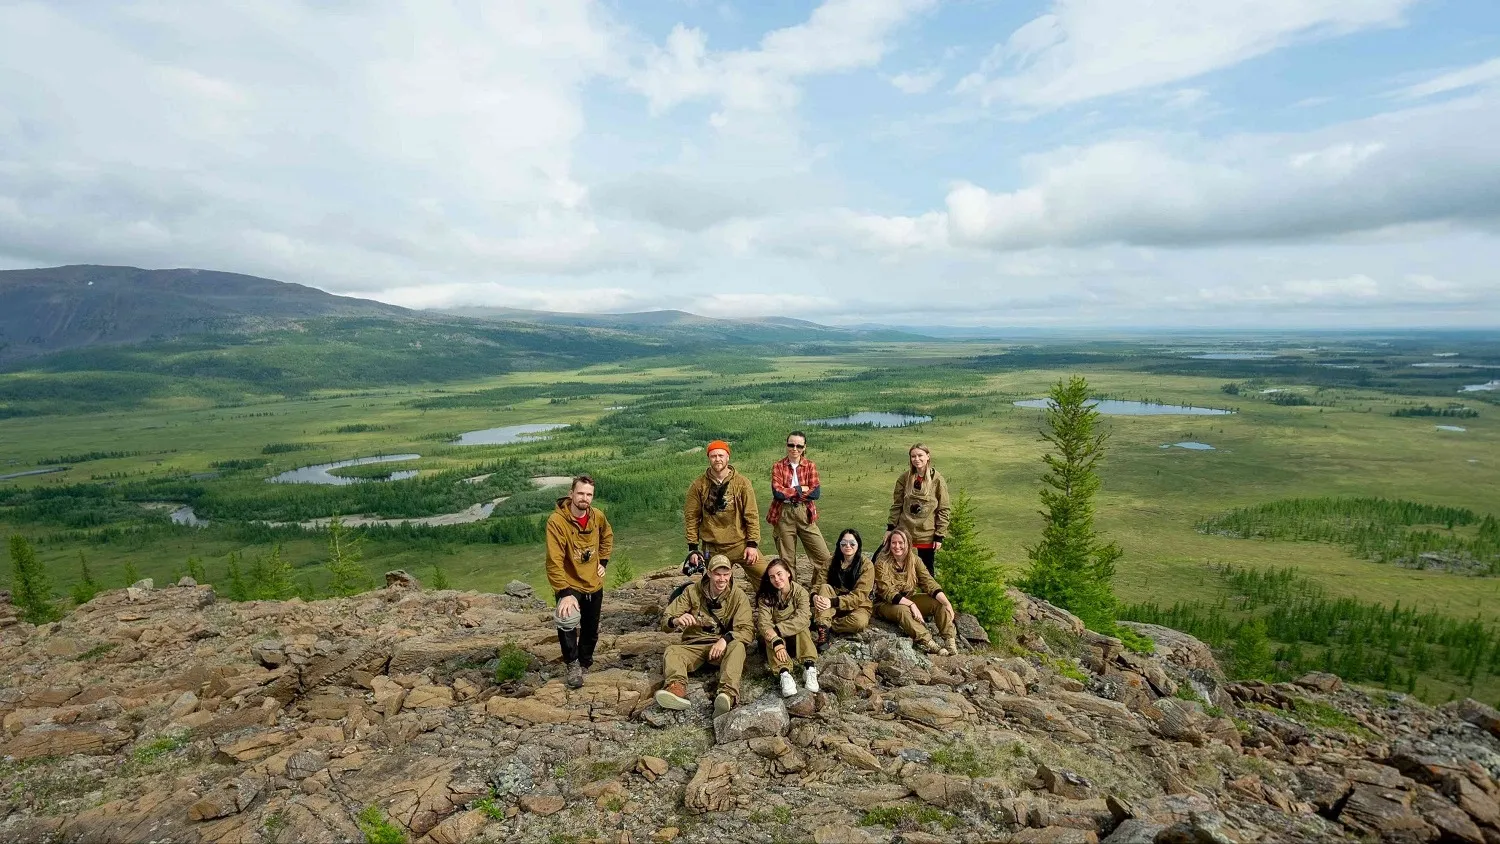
[2,0,1498,328]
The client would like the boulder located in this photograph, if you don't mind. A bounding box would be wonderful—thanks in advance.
[714,696,789,744]
[403,685,455,710]
[888,685,976,728]
[683,756,736,813]
[1336,783,1439,842]
[519,794,565,816]
[485,696,578,725]
[1,723,132,760]
[1450,699,1500,740]
[1293,671,1343,693]
[188,776,262,821]
[385,570,421,589]
[504,580,535,599]
[828,739,884,772]
[426,809,490,844]
[1038,764,1094,800]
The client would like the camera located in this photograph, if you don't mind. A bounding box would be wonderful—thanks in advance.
[582,548,594,563]
[682,550,706,576]
[909,502,924,516]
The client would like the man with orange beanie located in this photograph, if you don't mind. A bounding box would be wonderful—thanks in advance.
[685,439,765,592]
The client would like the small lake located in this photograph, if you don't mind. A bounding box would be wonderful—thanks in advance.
[171,506,208,527]
[1436,425,1467,432]
[1462,381,1499,392]
[1159,442,1216,450]
[268,454,421,485]
[1013,399,1233,416]
[806,412,932,428]
[451,423,568,446]
[1190,353,1276,360]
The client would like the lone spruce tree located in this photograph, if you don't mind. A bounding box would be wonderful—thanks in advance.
[1016,376,1123,631]
[9,534,60,624]
[935,491,1013,635]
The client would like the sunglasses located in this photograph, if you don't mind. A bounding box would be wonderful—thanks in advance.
[786,443,806,449]
[838,540,857,547]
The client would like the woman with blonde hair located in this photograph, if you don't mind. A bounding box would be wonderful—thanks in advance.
[874,529,957,655]
[886,442,950,576]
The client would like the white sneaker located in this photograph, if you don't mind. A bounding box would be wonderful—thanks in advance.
[803,666,820,693]
[779,670,798,697]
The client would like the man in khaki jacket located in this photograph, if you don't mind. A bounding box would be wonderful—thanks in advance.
[545,475,614,689]
[655,555,753,717]
[685,440,764,592]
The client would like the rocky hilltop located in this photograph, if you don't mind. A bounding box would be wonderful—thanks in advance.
[4,569,1500,844]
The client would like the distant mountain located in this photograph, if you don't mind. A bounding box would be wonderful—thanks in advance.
[436,305,926,342]
[0,265,411,363]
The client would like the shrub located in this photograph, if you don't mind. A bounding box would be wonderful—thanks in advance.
[356,805,407,844]
[935,491,1012,636]
[495,643,529,683]
[608,557,637,588]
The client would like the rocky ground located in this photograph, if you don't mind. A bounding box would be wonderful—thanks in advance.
[4,568,1500,844]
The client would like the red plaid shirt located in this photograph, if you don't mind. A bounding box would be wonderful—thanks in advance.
[768,457,820,524]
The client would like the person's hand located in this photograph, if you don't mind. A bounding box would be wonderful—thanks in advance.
[597,562,607,580]
[674,612,698,630]
[937,593,953,613]
[812,595,831,612]
[557,595,579,619]
[774,643,790,663]
[933,541,943,552]
[744,546,761,564]
[903,599,924,625]
[709,638,727,660]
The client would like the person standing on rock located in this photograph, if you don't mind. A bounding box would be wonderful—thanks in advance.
[873,529,957,656]
[656,555,753,717]
[546,475,614,689]
[811,528,874,646]
[768,430,831,574]
[684,440,764,592]
[886,443,951,576]
[755,557,820,697]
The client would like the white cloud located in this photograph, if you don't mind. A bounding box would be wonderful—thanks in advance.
[942,94,1500,249]
[1394,56,1500,100]
[958,0,1416,109]
[888,69,944,94]
[689,292,837,317]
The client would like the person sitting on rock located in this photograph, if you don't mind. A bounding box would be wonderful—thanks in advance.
[873,529,957,656]
[811,528,875,646]
[545,474,613,689]
[655,554,752,717]
[755,557,819,697]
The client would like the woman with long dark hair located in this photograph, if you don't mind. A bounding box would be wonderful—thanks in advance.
[810,528,874,646]
[754,557,819,697]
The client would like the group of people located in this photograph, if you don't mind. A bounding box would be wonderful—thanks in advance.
[543,433,957,718]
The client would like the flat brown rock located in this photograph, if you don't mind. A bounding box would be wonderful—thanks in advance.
[1,723,132,760]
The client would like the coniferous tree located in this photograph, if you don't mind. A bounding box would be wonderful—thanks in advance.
[935,491,1013,634]
[323,517,370,597]
[9,534,60,624]
[1016,376,1123,631]
[122,560,141,588]
[71,551,99,606]
[254,546,298,600]
[186,556,207,583]
[430,561,451,591]
[1231,619,1275,680]
[225,552,251,602]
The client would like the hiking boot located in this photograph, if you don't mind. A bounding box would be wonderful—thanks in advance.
[803,666,820,694]
[945,635,959,655]
[918,638,943,655]
[812,624,830,650]
[779,670,798,697]
[713,691,734,718]
[565,662,584,689]
[655,682,690,711]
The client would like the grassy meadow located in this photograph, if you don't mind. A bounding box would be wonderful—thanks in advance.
[3,334,1499,699]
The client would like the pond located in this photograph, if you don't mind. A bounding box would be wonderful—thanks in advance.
[171,506,208,528]
[1013,399,1233,416]
[451,423,568,446]
[267,454,422,485]
[1462,381,1499,392]
[1159,442,1216,450]
[805,412,932,428]
[1436,425,1467,432]
[1189,353,1276,360]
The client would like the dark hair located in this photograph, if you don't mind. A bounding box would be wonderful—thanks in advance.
[828,529,864,593]
[786,431,807,443]
[571,474,595,490]
[756,558,795,606]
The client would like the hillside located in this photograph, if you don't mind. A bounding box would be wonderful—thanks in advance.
[4,570,1499,843]
[0,266,413,364]
[438,306,927,343]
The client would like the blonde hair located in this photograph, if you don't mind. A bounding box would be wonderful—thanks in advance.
[908,443,930,457]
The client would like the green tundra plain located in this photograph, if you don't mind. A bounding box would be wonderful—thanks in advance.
[3,329,1499,701]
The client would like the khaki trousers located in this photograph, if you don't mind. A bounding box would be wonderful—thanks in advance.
[874,595,954,644]
[812,584,871,634]
[765,628,817,673]
[663,640,746,702]
[772,504,831,572]
[705,541,766,595]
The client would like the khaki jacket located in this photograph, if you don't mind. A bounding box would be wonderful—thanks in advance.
[873,548,945,606]
[685,466,761,550]
[660,575,754,646]
[544,500,614,598]
[755,582,811,646]
[888,467,951,543]
[812,553,875,617]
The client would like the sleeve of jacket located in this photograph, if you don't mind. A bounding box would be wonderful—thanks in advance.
[740,477,761,545]
[933,472,952,540]
[598,509,615,563]
[779,586,811,637]
[754,601,776,644]
[916,562,944,598]
[730,591,754,644]
[842,557,876,616]
[661,585,694,633]
[544,514,572,596]
[684,478,702,548]
[887,472,906,531]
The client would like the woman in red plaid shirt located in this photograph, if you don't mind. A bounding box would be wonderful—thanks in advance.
[767,431,832,573]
